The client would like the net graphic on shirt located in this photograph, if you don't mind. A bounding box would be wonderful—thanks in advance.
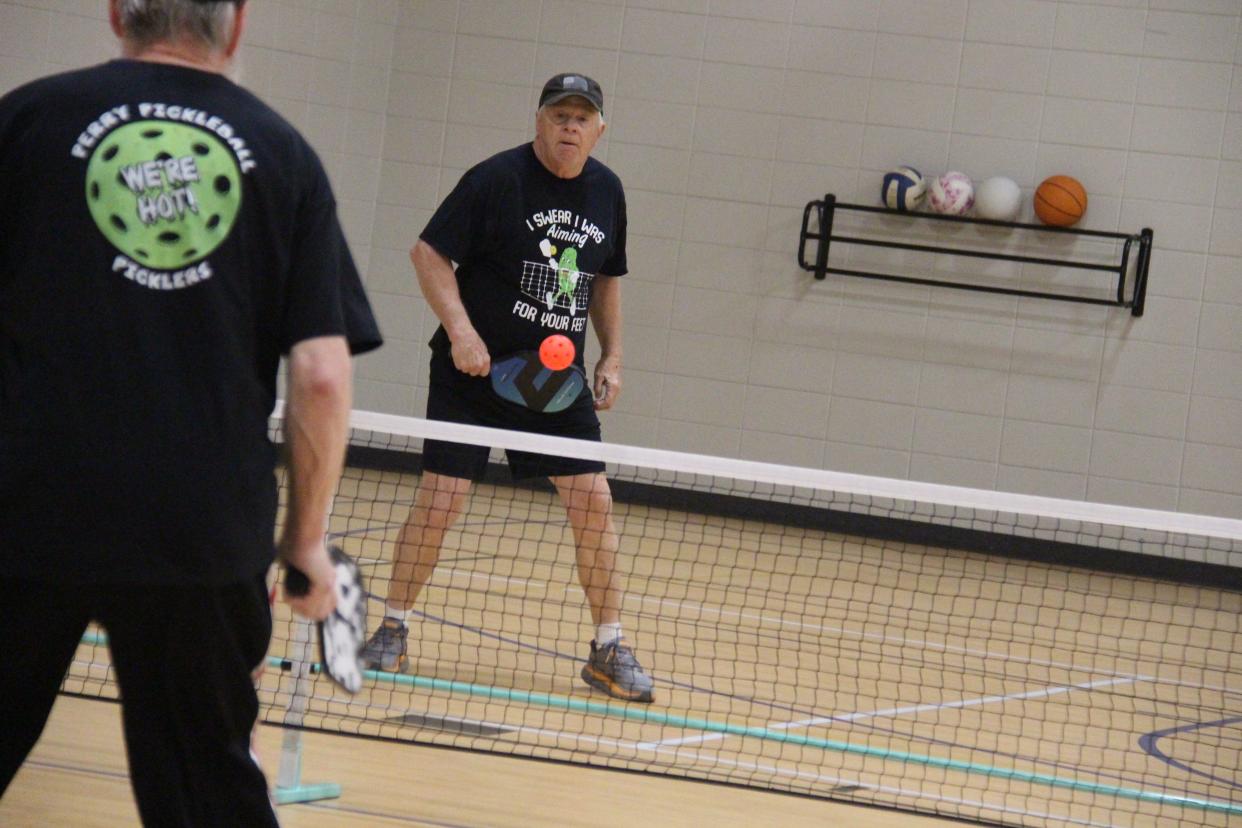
[521,261,593,316]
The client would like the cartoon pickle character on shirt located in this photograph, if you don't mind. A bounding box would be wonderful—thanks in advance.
[547,246,580,314]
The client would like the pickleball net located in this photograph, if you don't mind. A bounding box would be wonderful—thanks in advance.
[64,408,1242,826]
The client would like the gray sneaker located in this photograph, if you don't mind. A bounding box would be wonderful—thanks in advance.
[581,639,654,703]
[360,618,408,673]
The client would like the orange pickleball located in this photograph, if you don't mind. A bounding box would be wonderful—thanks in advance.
[539,334,575,371]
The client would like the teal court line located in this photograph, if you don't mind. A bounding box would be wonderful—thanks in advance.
[358,666,1242,817]
[77,633,1241,815]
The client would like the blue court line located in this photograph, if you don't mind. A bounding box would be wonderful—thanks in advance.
[1140,717,1242,791]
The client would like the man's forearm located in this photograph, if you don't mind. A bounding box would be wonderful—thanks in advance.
[412,239,491,375]
[411,239,475,342]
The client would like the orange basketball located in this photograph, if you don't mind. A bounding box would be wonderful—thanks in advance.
[1034,175,1087,227]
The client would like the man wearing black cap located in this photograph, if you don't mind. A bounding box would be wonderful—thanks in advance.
[361,73,655,703]
[0,0,381,823]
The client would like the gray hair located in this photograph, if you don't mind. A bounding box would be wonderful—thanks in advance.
[117,0,238,53]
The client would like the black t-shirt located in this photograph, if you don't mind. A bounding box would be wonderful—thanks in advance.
[0,60,382,585]
[421,143,627,367]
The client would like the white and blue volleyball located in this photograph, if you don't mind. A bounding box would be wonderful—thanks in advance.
[882,166,926,211]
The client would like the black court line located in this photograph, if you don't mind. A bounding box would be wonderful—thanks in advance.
[1140,716,1242,791]
[384,711,518,739]
[24,754,469,827]
[338,516,1238,799]
[326,483,1242,809]
[25,757,129,781]
[396,603,1204,798]
[295,802,474,828]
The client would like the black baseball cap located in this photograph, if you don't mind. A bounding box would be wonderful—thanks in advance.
[539,73,603,114]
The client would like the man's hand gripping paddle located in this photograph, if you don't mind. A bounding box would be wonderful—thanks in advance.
[285,545,367,694]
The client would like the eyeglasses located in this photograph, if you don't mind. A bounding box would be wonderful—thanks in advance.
[543,109,596,128]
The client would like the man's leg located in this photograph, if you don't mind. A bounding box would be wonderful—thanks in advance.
[361,471,473,671]
[552,473,654,703]
[551,472,622,627]
[0,579,91,796]
[101,575,278,828]
[388,471,474,610]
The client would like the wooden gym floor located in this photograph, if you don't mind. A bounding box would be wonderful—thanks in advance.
[10,468,1240,826]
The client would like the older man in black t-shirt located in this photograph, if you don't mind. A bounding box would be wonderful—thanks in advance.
[0,1,381,823]
[361,74,654,703]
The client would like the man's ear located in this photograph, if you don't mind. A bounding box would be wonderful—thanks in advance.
[108,0,125,41]
[225,1,247,59]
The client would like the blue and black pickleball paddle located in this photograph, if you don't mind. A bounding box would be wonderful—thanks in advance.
[490,351,586,413]
[490,335,585,413]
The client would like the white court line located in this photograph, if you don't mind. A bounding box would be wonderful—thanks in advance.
[356,556,549,594]
[438,565,549,592]
[553,582,1145,683]
[541,585,1240,697]
[66,653,1115,827]
[366,560,1230,700]
[358,552,1238,697]
[626,591,1153,684]
[376,705,1119,828]
[641,676,1143,749]
[371,569,1152,759]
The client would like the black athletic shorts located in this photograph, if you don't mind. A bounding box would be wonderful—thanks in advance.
[422,350,606,481]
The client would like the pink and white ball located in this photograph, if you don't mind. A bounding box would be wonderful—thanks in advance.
[928,172,975,216]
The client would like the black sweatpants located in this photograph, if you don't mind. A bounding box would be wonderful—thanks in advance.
[0,574,278,827]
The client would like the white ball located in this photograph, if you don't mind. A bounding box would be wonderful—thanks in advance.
[928,171,974,216]
[974,176,1022,221]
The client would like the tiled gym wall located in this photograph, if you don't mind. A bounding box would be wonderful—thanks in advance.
[1,0,1239,519]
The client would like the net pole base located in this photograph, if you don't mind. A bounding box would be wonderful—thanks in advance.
[273,782,342,805]
[272,615,342,806]
[273,728,341,805]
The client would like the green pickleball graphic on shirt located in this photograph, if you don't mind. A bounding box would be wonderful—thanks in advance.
[85,120,241,270]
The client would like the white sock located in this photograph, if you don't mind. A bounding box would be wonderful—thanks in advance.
[596,622,623,646]
[385,604,411,624]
